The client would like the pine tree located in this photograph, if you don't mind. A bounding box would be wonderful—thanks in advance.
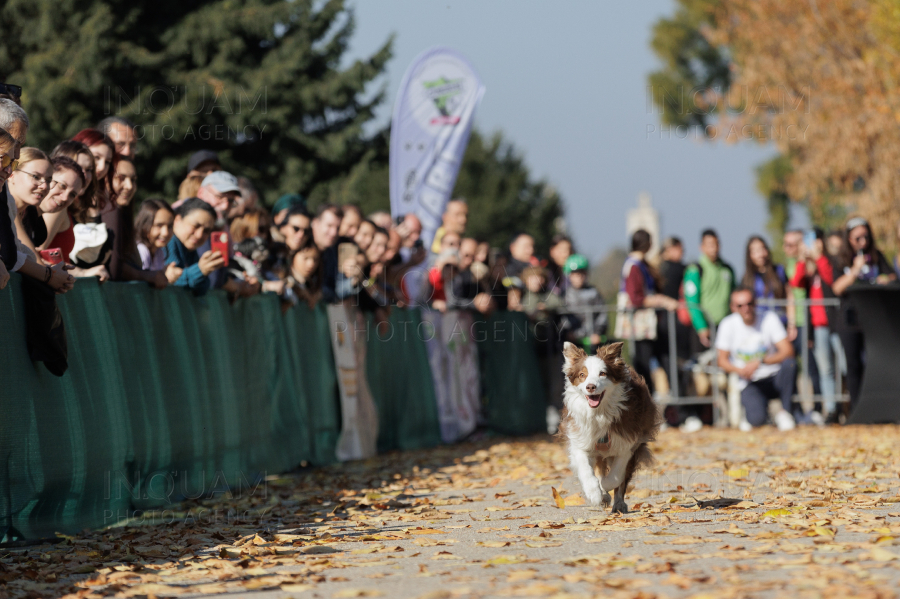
[315,128,565,256]
[452,130,564,256]
[0,0,392,205]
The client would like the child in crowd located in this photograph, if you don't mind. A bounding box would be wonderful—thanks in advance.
[134,198,182,284]
[353,219,376,253]
[521,265,562,318]
[425,230,461,313]
[283,238,322,309]
[520,265,565,433]
[561,254,607,353]
[166,198,224,295]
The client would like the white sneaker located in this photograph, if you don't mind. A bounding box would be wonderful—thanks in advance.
[809,411,825,427]
[774,410,796,431]
[546,406,561,435]
[680,416,703,433]
[738,419,753,432]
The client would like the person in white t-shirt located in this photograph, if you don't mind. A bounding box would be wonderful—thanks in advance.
[716,288,797,430]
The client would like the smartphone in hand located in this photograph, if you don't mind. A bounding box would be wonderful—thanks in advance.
[210,232,230,267]
[39,248,63,265]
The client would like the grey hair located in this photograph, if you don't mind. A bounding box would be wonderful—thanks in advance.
[0,98,29,132]
[97,115,135,134]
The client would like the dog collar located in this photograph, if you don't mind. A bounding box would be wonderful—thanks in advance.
[595,434,610,452]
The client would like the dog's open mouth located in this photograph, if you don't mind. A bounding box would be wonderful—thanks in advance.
[586,391,605,409]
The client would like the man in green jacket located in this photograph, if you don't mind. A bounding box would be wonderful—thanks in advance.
[683,229,736,348]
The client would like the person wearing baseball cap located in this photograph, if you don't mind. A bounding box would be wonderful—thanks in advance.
[187,150,221,178]
[196,170,241,221]
[561,253,608,354]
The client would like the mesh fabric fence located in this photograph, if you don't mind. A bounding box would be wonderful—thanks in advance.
[0,276,545,538]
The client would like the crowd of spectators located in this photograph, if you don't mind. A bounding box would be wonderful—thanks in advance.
[1,87,897,432]
[611,225,897,434]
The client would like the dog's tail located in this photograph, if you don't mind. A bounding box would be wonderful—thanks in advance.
[631,442,656,471]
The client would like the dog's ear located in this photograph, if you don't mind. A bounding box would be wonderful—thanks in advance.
[598,341,624,360]
[563,341,587,367]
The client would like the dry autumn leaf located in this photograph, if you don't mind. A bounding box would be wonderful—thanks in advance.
[551,486,565,509]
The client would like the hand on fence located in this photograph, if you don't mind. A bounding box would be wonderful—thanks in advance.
[70,264,108,283]
[49,263,75,293]
[698,329,710,347]
[473,292,494,316]
[164,262,183,285]
[149,269,169,289]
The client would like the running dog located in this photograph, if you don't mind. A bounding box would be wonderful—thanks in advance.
[560,341,660,513]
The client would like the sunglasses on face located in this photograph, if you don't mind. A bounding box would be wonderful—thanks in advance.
[0,83,22,99]
[851,234,869,243]
[0,154,19,171]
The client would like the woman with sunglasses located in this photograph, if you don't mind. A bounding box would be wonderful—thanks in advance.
[830,217,896,412]
[8,147,52,255]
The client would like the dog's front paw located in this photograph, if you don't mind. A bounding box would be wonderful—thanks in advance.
[600,491,612,508]
[612,499,628,514]
[584,484,605,507]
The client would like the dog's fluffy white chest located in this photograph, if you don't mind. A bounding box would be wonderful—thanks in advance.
[563,385,633,457]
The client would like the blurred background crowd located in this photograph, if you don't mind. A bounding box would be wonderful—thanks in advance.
[2,84,897,434]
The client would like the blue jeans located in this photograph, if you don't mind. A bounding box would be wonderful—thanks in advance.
[813,326,836,414]
[741,358,797,427]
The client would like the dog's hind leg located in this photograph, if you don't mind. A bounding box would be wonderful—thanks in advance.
[612,443,652,514]
[599,454,629,510]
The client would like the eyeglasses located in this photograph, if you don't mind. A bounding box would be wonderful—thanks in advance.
[850,234,869,243]
[16,168,51,187]
[734,301,755,309]
[288,225,307,233]
[0,154,19,172]
[0,83,22,99]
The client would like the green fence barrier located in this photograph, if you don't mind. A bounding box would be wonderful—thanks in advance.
[366,310,442,453]
[0,277,547,539]
[0,276,342,539]
[475,311,548,436]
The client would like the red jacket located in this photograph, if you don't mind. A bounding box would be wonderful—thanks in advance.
[789,255,833,328]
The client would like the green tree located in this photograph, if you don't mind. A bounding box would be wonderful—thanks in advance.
[649,0,805,241]
[316,129,565,256]
[451,130,564,257]
[755,154,792,259]
[0,0,391,205]
[648,0,730,130]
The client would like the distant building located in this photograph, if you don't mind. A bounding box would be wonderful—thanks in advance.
[626,192,660,260]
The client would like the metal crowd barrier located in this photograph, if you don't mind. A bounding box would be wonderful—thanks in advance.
[556,296,848,427]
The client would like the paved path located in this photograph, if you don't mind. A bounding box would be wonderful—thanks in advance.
[5,426,900,598]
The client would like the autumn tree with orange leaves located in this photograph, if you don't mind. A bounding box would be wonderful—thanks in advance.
[651,0,900,253]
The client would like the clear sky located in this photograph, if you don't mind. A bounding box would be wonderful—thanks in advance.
[345,0,806,268]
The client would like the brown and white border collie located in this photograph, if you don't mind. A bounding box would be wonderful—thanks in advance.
[560,341,660,513]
